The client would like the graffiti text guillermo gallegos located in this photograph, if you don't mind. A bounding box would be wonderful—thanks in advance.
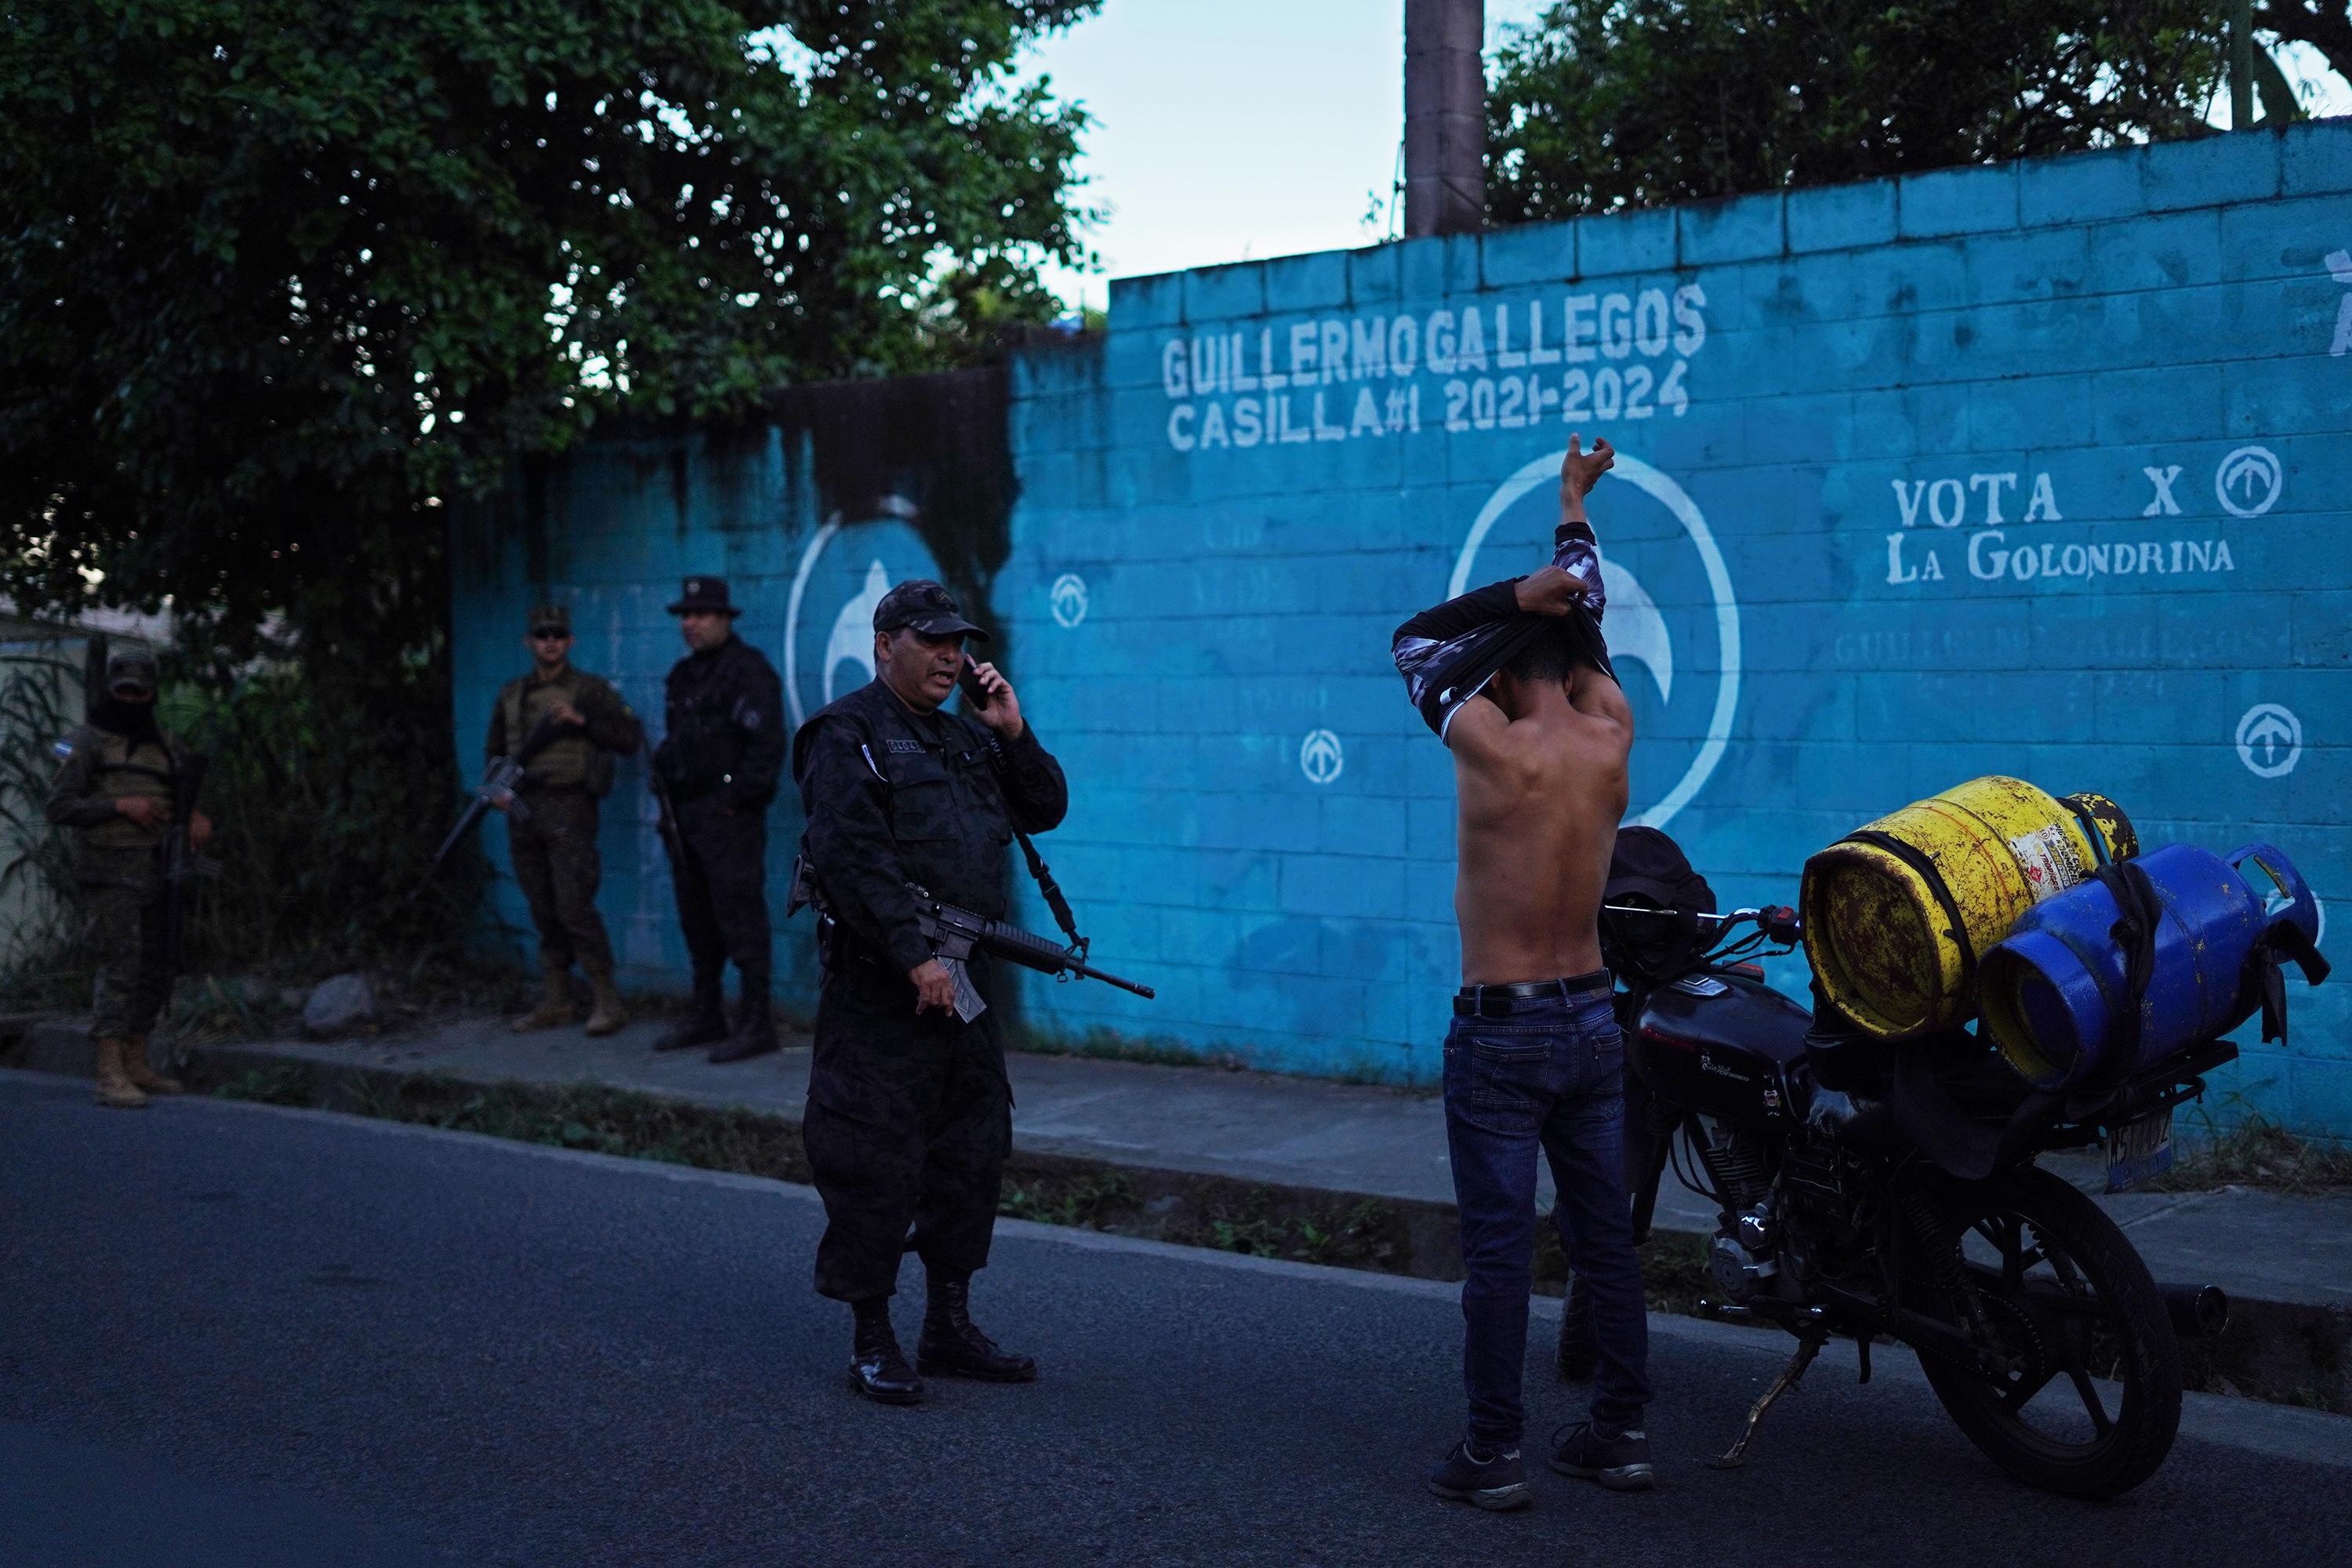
[1156,286,1710,454]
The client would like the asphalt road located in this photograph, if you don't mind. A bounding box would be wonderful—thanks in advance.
[3,1072,2347,1568]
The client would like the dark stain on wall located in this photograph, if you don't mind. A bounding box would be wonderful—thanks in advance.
[764,366,1018,652]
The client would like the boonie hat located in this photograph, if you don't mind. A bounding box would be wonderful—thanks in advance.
[873,579,989,643]
[666,576,741,616]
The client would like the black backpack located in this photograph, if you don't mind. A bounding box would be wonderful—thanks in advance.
[1601,826,1717,982]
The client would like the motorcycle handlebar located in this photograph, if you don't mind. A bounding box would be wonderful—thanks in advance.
[1602,902,1802,946]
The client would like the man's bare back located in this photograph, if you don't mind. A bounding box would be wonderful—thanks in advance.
[1445,439,1632,985]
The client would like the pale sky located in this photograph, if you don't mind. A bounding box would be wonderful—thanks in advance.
[1023,1,2350,310]
[1025,0,1557,307]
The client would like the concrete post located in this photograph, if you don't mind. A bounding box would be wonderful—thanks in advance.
[1403,0,1484,238]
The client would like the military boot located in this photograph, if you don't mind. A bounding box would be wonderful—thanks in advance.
[653,970,728,1053]
[916,1270,1037,1382]
[119,1033,183,1096]
[848,1298,924,1406]
[707,967,778,1065]
[510,962,577,1033]
[92,1038,149,1109]
[582,972,629,1037]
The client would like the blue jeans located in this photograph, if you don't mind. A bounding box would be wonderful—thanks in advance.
[1444,986,1651,1448]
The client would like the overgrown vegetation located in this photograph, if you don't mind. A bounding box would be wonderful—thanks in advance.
[0,2,1101,995]
[2152,1106,2352,1194]
[0,648,83,1002]
[1486,1,2314,221]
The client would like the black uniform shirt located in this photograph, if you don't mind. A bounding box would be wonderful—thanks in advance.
[793,679,1068,977]
[655,633,786,809]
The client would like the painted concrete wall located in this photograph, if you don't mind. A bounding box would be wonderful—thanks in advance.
[451,122,2352,1139]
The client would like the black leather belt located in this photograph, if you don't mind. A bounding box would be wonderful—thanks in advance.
[1454,970,1613,1018]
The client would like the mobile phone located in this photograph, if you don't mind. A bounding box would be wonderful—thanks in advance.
[957,654,993,710]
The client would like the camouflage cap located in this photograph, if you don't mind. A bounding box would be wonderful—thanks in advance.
[104,649,158,699]
[873,579,989,643]
[528,603,571,634]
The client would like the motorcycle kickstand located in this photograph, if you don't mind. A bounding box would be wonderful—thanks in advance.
[1708,1327,1830,1471]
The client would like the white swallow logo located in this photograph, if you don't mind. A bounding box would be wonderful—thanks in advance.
[825,560,891,705]
[782,499,931,729]
[1597,552,1671,707]
[1452,452,1740,829]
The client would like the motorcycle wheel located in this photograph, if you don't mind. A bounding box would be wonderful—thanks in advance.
[1915,1164,2182,1499]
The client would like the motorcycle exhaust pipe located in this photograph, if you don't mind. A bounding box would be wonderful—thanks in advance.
[2161,1283,2230,1338]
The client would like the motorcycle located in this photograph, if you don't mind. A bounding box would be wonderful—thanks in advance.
[1563,851,2295,1498]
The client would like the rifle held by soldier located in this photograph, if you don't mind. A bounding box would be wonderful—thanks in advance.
[421,713,564,883]
[906,882,1155,1000]
[158,753,218,985]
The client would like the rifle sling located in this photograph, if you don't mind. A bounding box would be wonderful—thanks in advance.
[983,735,1087,957]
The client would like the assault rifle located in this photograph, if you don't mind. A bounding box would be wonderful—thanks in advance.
[907,883,1156,1000]
[421,713,563,882]
[158,753,218,985]
[647,753,684,866]
[784,858,1154,1000]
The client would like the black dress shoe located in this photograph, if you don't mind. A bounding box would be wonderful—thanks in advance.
[652,1013,727,1053]
[916,1272,1038,1382]
[848,1301,923,1406]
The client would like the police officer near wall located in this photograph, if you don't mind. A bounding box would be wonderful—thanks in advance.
[651,576,786,1063]
[44,650,211,1109]
[488,604,644,1036]
[793,579,1068,1405]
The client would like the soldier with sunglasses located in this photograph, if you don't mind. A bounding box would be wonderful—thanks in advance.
[488,603,644,1036]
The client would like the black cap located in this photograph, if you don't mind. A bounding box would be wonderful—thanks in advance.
[873,579,989,643]
[666,575,740,616]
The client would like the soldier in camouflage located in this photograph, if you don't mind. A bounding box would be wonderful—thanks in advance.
[488,603,645,1036]
[44,650,211,1109]
[793,579,1068,1405]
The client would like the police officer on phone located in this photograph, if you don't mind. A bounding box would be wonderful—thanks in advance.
[651,575,785,1063]
[792,579,1067,1405]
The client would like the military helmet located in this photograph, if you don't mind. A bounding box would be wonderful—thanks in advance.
[104,649,158,699]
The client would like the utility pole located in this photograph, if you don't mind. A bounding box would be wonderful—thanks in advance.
[1403,0,1485,237]
[2230,0,2256,128]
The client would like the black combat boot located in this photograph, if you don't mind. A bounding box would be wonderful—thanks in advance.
[652,970,727,1053]
[916,1270,1038,1382]
[707,967,778,1064]
[848,1298,924,1405]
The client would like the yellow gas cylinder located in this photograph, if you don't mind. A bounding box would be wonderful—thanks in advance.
[1799,778,2136,1040]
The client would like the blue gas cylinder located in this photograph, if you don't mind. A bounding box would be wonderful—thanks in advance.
[1978,843,2320,1091]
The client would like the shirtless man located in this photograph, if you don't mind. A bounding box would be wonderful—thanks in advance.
[1392,435,1653,1510]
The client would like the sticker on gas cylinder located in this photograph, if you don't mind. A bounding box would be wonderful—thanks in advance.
[2008,825,2086,901]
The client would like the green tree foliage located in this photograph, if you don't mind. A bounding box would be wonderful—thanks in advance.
[2254,4,2352,106]
[1486,1,2235,220]
[1,0,1098,636]
[0,1,1097,971]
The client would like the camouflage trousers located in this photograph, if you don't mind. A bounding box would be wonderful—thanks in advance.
[77,847,172,1040]
[508,788,614,978]
[803,955,1012,1303]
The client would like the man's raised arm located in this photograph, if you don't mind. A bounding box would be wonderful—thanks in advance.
[1392,436,1617,737]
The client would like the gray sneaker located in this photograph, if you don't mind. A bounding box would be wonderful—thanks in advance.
[1550,1421,1655,1492]
[1428,1439,1533,1511]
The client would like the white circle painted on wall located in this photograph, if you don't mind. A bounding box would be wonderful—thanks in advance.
[2215,446,2283,519]
[2235,702,2303,779]
[1299,729,1345,786]
[1050,573,1089,629]
[1451,452,1740,831]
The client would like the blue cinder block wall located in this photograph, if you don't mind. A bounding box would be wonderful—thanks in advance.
[451,122,2352,1141]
